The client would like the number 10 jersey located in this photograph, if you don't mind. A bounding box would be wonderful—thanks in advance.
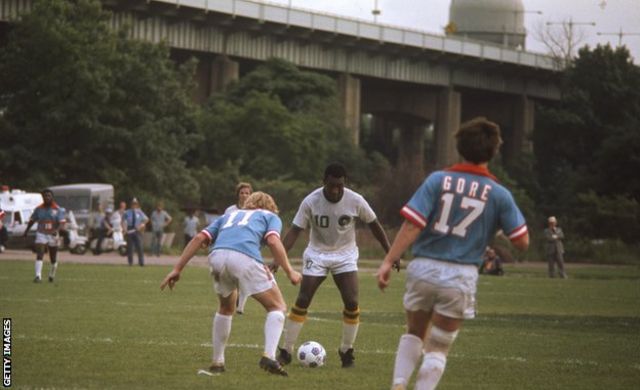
[292,187,377,253]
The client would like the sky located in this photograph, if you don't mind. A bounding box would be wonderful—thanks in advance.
[265,0,640,63]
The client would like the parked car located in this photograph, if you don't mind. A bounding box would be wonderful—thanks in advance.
[48,183,114,240]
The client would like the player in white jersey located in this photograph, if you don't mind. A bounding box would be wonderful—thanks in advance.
[161,192,302,377]
[224,182,252,214]
[277,163,393,368]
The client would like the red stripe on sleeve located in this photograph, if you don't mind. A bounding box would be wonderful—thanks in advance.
[400,206,427,229]
[508,224,528,241]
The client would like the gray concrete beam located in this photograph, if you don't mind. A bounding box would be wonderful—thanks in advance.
[435,87,461,168]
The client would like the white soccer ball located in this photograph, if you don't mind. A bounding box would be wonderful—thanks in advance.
[297,341,326,368]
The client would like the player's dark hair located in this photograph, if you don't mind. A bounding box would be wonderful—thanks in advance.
[41,188,53,196]
[324,163,347,180]
[235,182,252,196]
[455,117,502,164]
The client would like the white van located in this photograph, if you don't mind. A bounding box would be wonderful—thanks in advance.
[0,188,43,247]
[47,183,114,238]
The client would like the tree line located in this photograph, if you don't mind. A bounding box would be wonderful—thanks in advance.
[1,0,638,261]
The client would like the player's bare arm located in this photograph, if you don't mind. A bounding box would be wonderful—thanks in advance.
[512,232,530,251]
[160,232,209,291]
[269,224,304,272]
[266,235,301,285]
[23,220,35,237]
[376,220,421,290]
[282,224,304,252]
[368,219,397,270]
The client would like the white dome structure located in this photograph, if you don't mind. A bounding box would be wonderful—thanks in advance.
[448,0,527,49]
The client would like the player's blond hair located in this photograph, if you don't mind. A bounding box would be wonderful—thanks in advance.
[243,191,279,213]
[455,117,502,163]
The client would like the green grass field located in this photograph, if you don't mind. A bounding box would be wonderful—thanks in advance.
[1,259,639,389]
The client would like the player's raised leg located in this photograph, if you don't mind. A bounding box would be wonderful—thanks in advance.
[333,271,360,368]
[279,275,325,364]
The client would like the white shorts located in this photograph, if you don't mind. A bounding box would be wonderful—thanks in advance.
[208,249,276,306]
[403,258,478,319]
[35,232,59,247]
[301,246,359,277]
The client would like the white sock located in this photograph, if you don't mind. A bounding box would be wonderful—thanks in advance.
[264,311,285,359]
[340,322,359,352]
[49,262,58,278]
[282,318,304,353]
[392,334,424,388]
[35,260,43,278]
[415,351,447,390]
[212,313,233,364]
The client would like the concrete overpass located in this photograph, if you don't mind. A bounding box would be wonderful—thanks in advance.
[1,0,561,179]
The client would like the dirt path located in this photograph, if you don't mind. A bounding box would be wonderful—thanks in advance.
[0,248,208,268]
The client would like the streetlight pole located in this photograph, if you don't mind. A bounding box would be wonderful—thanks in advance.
[372,0,381,23]
[546,18,596,34]
[597,28,640,46]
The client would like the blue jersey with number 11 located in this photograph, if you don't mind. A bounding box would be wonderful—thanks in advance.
[201,209,282,263]
[401,164,527,267]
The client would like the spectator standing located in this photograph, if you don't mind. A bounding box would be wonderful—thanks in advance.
[544,216,567,278]
[93,206,112,255]
[183,209,200,249]
[123,198,149,266]
[150,201,172,257]
[110,204,123,235]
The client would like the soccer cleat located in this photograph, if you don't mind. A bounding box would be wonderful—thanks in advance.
[48,276,54,283]
[259,356,288,377]
[208,363,226,373]
[33,276,41,283]
[277,347,292,365]
[339,348,355,368]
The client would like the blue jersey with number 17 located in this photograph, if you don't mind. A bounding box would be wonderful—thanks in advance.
[401,163,527,267]
[201,209,282,264]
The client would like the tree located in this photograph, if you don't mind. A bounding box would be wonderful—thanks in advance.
[0,0,200,206]
[533,44,640,241]
[533,19,594,69]
[193,58,375,184]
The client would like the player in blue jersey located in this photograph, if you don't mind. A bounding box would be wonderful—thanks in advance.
[160,192,302,377]
[376,117,530,390]
[23,189,66,283]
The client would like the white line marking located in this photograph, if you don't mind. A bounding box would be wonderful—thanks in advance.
[197,369,220,377]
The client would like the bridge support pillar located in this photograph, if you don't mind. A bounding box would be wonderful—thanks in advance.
[398,122,426,185]
[512,95,535,155]
[338,73,361,145]
[435,87,461,167]
[210,55,239,93]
